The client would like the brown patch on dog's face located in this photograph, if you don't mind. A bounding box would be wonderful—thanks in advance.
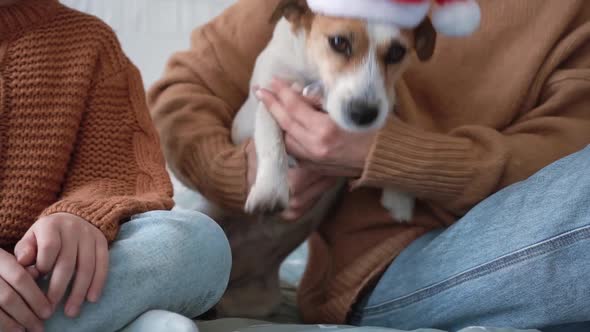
[306,16,370,84]
[305,16,435,89]
[304,16,429,131]
[272,10,437,131]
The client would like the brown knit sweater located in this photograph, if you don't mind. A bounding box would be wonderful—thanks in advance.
[149,0,590,324]
[0,0,173,247]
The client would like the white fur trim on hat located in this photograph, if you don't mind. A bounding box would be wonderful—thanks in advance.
[431,0,481,36]
[306,0,430,28]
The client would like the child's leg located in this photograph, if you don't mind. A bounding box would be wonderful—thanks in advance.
[42,210,231,332]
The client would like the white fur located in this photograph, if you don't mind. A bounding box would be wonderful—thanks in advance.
[233,17,415,221]
[326,47,390,132]
[233,19,317,213]
[368,22,402,45]
[381,189,415,222]
[326,22,399,132]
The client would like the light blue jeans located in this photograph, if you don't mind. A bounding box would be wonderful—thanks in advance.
[350,146,590,332]
[42,210,232,332]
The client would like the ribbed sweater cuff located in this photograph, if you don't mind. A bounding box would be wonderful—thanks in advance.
[41,200,124,242]
[193,138,249,212]
[354,119,475,200]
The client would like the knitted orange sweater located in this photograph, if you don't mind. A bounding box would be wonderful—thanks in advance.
[150,0,590,323]
[0,0,173,247]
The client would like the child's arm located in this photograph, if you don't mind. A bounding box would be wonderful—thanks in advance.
[40,61,174,242]
[15,55,174,318]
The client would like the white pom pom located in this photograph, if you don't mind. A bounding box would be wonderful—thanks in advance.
[307,0,430,28]
[432,0,482,36]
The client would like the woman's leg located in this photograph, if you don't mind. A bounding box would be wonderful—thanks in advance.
[43,210,232,332]
[350,146,590,331]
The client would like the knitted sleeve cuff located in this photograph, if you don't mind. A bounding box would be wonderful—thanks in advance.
[41,193,173,242]
[183,139,250,213]
[41,200,122,242]
[354,119,475,201]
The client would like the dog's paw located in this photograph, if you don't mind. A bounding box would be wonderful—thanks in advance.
[388,203,414,223]
[245,174,290,215]
[381,189,415,223]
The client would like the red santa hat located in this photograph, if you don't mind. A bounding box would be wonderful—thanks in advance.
[306,0,482,36]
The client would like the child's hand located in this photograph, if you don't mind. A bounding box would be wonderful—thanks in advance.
[14,213,109,318]
[0,249,51,332]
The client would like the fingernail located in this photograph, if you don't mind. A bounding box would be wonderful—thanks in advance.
[65,305,79,318]
[41,306,52,319]
[14,247,26,260]
[87,292,98,303]
[255,90,264,100]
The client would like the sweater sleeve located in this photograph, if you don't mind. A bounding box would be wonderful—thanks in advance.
[41,62,174,242]
[356,28,590,215]
[148,0,279,212]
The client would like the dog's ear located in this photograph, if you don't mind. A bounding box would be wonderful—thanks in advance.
[414,17,437,62]
[270,0,310,24]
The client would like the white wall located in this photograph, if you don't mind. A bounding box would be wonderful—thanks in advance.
[61,0,235,86]
[61,0,237,211]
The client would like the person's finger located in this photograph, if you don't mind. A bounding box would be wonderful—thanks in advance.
[0,251,52,320]
[47,231,77,308]
[26,266,40,280]
[87,231,109,303]
[0,278,44,332]
[290,81,304,93]
[0,308,24,332]
[302,82,325,106]
[255,88,309,140]
[282,177,339,221]
[287,167,323,196]
[14,230,37,268]
[271,78,329,128]
[285,134,316,161]
[33,224,62,275]
[64,231,95,318]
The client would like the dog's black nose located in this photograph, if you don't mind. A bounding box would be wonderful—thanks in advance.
[349,101,379,127]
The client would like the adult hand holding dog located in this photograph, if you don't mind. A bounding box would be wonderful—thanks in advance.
[14,213,109,320]
[245,139,339,221]
[256,79,377,178]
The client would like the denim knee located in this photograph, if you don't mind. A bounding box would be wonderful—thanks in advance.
[130,210,232,314]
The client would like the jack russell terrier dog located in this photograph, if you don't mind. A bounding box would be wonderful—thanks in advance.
[214,0,436,318]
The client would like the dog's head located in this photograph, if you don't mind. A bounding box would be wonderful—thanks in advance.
[272,0,436,132]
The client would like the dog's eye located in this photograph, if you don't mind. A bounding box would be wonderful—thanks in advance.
[328,36,352,57]
[385,42,407,64]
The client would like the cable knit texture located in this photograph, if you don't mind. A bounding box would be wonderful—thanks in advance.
[149,0,590,324]
[0,0,173,247]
